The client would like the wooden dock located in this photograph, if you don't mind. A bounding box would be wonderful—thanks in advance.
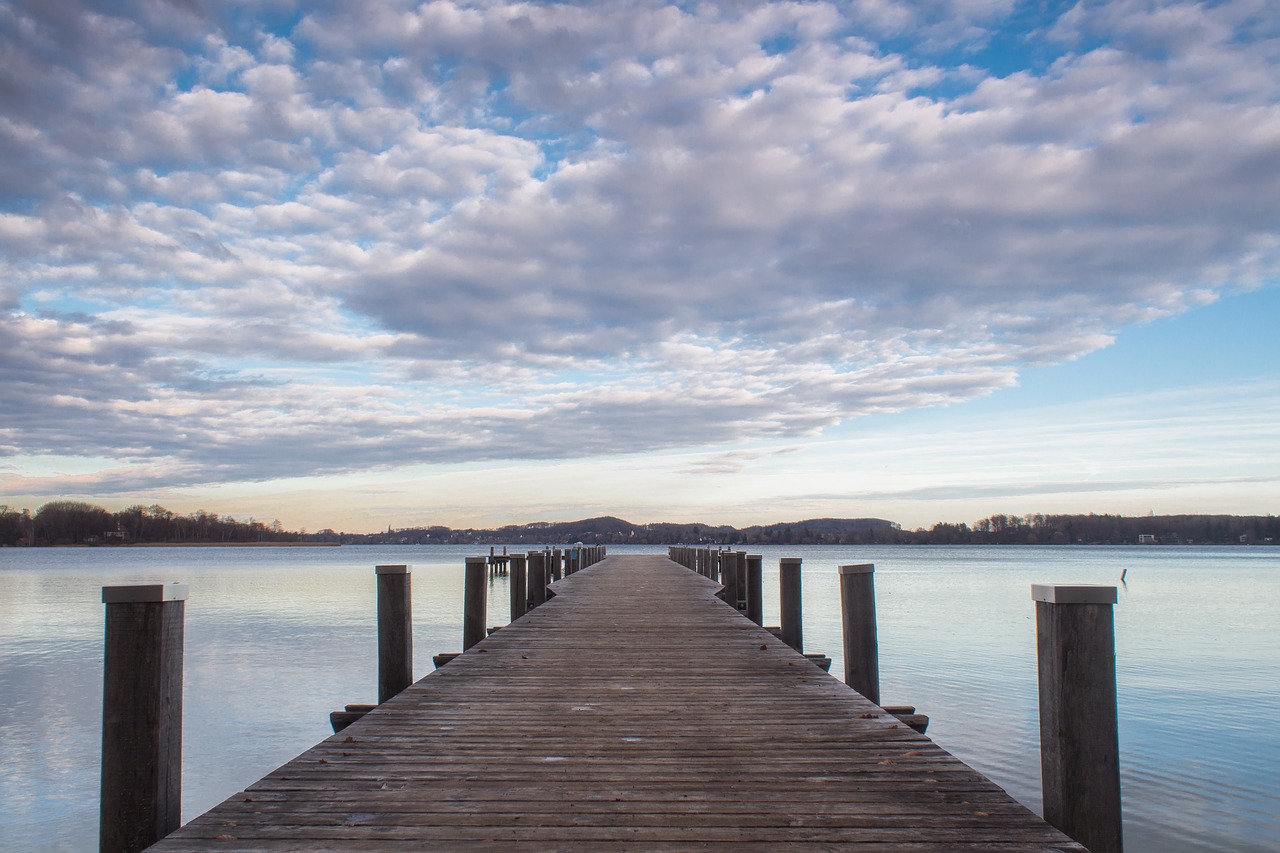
[145,555,1085,851]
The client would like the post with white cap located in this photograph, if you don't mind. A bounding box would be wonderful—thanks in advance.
[779,557,804,652]
[376,565,412,703]
[463,556,488,651]
[838,564,879,705]
[1033,583,1123,853]
[100,582,187,853]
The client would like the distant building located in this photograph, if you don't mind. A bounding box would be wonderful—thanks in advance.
[1138,534,1157,545]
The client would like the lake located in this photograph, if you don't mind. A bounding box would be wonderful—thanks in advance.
[1,544,1276,852]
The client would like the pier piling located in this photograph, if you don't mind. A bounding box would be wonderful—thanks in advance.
[1033,584,1123,853]
[462,557,487,651]
[745,554,763,625]
[100,583,187,853]
[509,554,527,621]
[376,565,413,703]
[779,557,804,652]
[527,551,547,609]
[720,550,740,607]
[839,564,879,705]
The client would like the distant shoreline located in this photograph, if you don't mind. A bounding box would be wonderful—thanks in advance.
[42,541,343,548]
[128,541,340,547]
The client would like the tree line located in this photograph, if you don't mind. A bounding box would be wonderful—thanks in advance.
[914,512,1279,546]
[0,502,295,547]
[308,513,1278,546]
[3,503,1275,548]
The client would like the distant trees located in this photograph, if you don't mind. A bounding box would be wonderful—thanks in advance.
[0,505,36,546]
[932,513,1279,546]
[33,501,114,545]
[314,514,1277,547]
[3,505,1275,548]
[0,502,297,546]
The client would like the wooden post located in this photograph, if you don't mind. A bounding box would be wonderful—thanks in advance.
[1033,584,1123,853]
[527,551,547,609]
[551,549,562,581]
[735,550,748,610]
[720,550,739,608]
[509,554,527,621]
[463,557,487,651]
[100,583,187,853]
[375,565,412,704]
[838,564,879,705]
[779,557,803,652]
[745,554,763,625]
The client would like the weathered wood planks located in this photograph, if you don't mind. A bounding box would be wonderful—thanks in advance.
[145,555,1084,852]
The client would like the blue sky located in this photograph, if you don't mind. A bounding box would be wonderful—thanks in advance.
[1,0,1277,532]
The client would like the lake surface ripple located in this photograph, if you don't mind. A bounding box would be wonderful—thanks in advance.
[1,544,1276,852]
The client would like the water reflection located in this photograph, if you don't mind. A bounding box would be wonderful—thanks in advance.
[1,544,1277,853]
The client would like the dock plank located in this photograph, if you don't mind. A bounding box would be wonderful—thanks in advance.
[146,555,1083,852]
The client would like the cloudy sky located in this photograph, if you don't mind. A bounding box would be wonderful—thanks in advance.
[1,0,1277,532]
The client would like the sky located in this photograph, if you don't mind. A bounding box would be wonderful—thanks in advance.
[1,0,1277,533]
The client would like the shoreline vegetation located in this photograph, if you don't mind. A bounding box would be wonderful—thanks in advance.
[1,501,1276,547]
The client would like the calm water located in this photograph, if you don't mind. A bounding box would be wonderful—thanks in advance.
[1,544,1276,852]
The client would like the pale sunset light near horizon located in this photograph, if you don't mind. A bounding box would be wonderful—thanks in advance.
[1,0,1277,534]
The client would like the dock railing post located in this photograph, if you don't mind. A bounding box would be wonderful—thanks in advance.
[838,564,879,705]
[509,554,528,621]
[720,550,739,607]
[100,582,187,853]
[1033,584,1123,853]
[376,565,413,703]
[527,551,547,609]
[745,554,763,625]
[738,551,749,609]
[463,557,488,651]
[779,557,803,652]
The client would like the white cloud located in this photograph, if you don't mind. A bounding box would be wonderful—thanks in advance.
[1,0,1277,502]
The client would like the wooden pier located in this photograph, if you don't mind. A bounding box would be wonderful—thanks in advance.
[144,555,1085,851]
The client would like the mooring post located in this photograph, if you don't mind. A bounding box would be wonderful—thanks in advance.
[735,550,748,610]
[720,550,739,607]
[526,551,546,609]
[745,554,763,625]
[100,582,187,853]
[779,557,803,652]
[838,564,879,705]
[375,565,413,703]
[1033,584,1123,853]
[463,556,488,651]
[509,554,527,621]
[551,548,563,581]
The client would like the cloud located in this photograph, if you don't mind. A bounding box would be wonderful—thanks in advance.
[1,0,1278,493]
